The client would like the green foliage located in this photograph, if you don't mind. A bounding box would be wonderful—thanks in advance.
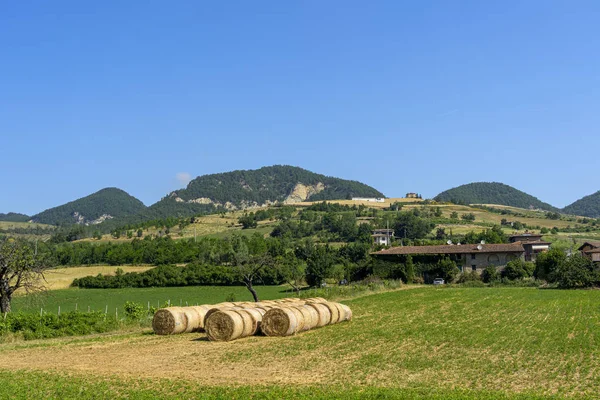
[0,311,120,340]
[481,266,500,283]
[463,225,506,244]
[502,259,535,280]
[405,255,415,283]
[562,190,600,218]
[430,257,460,283]
[0,212,30,222]
[553,253,600,289]
[31,188,147,226]
[534,248,567,281]
[392,210,435,240]
[461,213,476,221]
[434,182,559,212]
[457,270,482,283]
[305,244,336,287]
[123,301,146,321]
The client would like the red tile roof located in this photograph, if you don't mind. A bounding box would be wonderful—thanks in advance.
[372,242,525,256]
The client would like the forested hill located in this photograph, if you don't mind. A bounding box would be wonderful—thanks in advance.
[30,188,147,225]
[434,182,559,212]
[562,190,600,218]
[148,165,384,218]
[0,212,30,222]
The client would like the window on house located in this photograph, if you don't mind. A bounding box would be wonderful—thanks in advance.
[471,254,476,260]
[471,265,477,271]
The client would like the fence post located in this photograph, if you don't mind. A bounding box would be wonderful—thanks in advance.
[116,308,118,320]
[40,308,43,317]
[75,303,78,311]
[147,301,150,310]
[58,306,61,316]
[105,305,108,314]
[168,299,170,307]
[88,306,90,312]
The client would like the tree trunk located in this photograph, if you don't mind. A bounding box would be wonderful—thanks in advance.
[0,295,11,314]
[246,282,260,302]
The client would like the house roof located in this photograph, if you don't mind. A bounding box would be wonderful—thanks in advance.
[521,241,552,246]
[578,241,600,250]
[583,248,600,254]
[372,242,525,256]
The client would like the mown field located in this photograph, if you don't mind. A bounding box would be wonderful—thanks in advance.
[2,287,599,399]
[12,285,292,315]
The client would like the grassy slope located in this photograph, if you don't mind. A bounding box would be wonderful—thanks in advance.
[2,287,599,399]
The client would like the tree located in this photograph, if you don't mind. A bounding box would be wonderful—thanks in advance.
[461,213,476,222]
[534,248,567,282]
[450,211,458,220]
[230,235,271,301]
[481,266,500,283]
[431,257,459,283]
[137,229,143,238]
[0,239,51,313]
[502,259,535,280]
[306,245,335,287]
[277,252,306,296]
[238,213,258,229]
[393,212,435,241]
[554,254,600,289]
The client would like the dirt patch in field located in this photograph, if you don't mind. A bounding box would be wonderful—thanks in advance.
[0,332,343,386]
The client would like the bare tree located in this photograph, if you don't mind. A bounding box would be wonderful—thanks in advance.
[0,239,50,313]
[230,234,271,302]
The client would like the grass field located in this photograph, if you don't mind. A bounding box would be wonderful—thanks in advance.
[2,287,599,399]
[12,285,293,315]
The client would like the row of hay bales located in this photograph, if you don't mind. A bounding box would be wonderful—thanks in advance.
[152,297,352,341]
[152,297,327,336]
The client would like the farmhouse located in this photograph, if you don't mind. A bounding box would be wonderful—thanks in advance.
[372,229,394,246]
[405,193,419,199]
[372,242,526,272]
[508,233,551,262]
[579,241,600,263]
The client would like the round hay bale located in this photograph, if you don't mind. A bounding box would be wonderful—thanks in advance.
[203,306,241,327]
[306,303,331,327]
[231,309,255,337]
[181,307,202,333]
[290,305,313,331]
[298,305,319,330]
[331,302,346,324]
[190,306,210,330]
[214,302,236,307]
[285,306,306,332]
[261,308,299,336]
[152,307,188,335]
[322,302,341,324]
[238,308,263,335]
[339,304,352,321]
[205,310,245,341]
[237,303,257,309]
[305,297,327,304]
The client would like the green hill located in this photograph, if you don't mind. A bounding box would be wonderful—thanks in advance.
[0,212,30,222]
[149,165,384,218]
[562,190,600,218]
[434,182,559,212]
[31,188,147,226]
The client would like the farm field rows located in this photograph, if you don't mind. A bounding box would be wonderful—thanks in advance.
[2,287,599,399]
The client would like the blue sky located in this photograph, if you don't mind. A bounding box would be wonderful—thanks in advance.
[1,1,599,215]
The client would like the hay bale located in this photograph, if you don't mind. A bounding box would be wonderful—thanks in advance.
[205,310,245,341]
[238,308,263,335]
[299,304,320,330]
[306,303,331,327]
[190,306,210,330]
[285,306,306,332]
[322,302,340,325]
[290,305,314,331]
[305,297,327,304]
[261,307,300,336]
[152,307,188,335]
[181,307,202,333]
[339,303,353,321]
[214,302,236,307]
[203,306,242,327]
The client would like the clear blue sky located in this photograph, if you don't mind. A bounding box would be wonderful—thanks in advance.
[2,1,599,215]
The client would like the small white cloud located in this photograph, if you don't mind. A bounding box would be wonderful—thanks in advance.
[176,172,192,187]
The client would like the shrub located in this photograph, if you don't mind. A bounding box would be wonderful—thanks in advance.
[534,248,567,282]
[123,301,146,321]
[457,271,482,283]
[481,266,500,283]
[554,254,600,289]
[502,259,535,280]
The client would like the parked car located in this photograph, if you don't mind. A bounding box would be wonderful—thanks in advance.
[433,278,445,285]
